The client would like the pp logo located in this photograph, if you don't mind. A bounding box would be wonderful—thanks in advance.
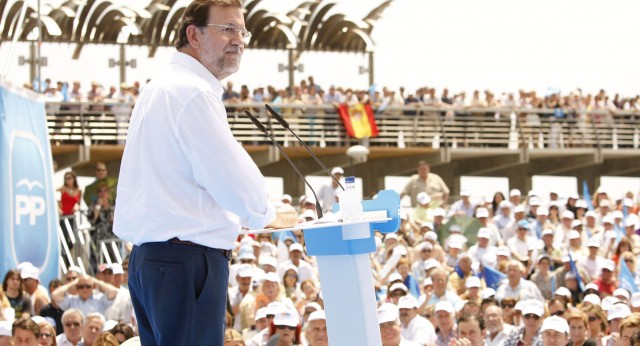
[10,130,52,268]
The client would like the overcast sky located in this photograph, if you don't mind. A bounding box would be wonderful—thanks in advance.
[2,0,639,97]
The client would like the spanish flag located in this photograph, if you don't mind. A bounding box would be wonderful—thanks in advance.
[337,103,379,138]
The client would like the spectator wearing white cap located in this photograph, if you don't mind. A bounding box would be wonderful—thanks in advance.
[246,303,281,346]
[277,243,316,284]
[229,264,254,331]
[397,296,436,345]
[506,220,535,265]
[467,228,498,270]
[377,303,419,346]
[525,196,542,226]
[388,283,409,305]
[504,300,543,346]
[593,260,617,297]
[19,265,50,316]
[304,310,328,346]
[631,293,640,314]
[433,301,456,346]
[316,167,344,213]
[539,229,563,268]
[578,238,606,280]
[460,276,482,305]
[495,261,544,303]
[541,315,569,346]
[509,189,522,212]
[475,208,503,247]
[607,303,631,338]
[426,269,462,311]
[554,255,591,290]
[624,215,640,254]
[448,190,476,218]
[484,305,515,346]
[413,192,435,225]
[268,309,301,346]
[566,232,586,259]
[412,242,434,282]
[494,200,515,238]
[400,161,450,208]
[528,206,550,240]
[103,263,133,325]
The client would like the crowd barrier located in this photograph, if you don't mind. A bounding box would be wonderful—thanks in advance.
[45,101,640,150]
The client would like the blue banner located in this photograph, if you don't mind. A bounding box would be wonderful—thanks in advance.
[619,257,639,294]
[583,181,594,211]
[1,82,59,287]
[482,265,506,290]
[568,252,585,292]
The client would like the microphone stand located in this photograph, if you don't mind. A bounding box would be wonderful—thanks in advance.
[265,104,345,191]
[245,111,324,219]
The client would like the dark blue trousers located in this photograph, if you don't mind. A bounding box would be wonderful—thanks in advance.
[128,241,229,345]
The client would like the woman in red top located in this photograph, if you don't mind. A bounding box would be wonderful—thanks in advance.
[58,171,82,216]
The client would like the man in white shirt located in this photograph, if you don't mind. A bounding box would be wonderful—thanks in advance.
[113,1,296,344]
[495,260,544,302]
[56,309,84,346]
[316,167,344,212]
[484,305,514,346]
[378,303,420,346]
[467,228,497,269]
[579,238,606,279]
[103,264,133,324]
[277,243,316,283]
[448,190,476,218]
[398,296,436,345]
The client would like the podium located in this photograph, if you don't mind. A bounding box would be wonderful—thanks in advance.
[244,190,400,345]
[303,189,400,346]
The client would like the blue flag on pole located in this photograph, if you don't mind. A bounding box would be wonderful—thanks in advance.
[619,256,639,294]
[568,252,585,292]
[583,181,594,211]
[483,265,507,290]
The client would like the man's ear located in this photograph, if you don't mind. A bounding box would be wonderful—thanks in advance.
[185,24,201,49]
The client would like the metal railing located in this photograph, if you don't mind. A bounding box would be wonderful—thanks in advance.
[58,212,127,275]
[45,101,640,150]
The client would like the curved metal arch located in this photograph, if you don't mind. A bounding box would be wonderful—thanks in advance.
[249,23,298,50]
[160,6,184,47]
[301,1,336,50]
[362,0,392,34]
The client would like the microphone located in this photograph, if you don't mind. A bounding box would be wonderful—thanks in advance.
[264,104,345,191]
[245,111,324,219]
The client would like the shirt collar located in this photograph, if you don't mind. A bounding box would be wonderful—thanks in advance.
[170,51,224,97]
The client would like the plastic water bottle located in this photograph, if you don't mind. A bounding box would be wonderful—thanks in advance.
[340,176,364,222]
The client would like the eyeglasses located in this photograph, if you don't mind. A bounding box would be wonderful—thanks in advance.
[588,316,598,322]
[203,24,251,43]
[39,333,53,338]
[501,303,515,309]
[421,249,432,253]
[276,325,296,331]
[76,284,92,289]
[65,322,81,328]
[523,314,540,320]
[66,276,78,282]
[551,310,565,316]
[95,168,106,172]
[625,259,634,263]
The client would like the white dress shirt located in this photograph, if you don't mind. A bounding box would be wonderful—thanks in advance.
[114,52,276,250]
[486,323,515,346]
[401,315,436,345]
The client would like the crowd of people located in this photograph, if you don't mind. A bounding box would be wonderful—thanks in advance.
[4,160,640,345]
[33,77,640,121]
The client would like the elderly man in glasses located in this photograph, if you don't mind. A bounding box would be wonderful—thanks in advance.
[56,309,84,346]
[51,275,118,318]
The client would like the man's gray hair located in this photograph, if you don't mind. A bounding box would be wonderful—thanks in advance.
[62,308,84,324]
[85,312,106,326]
[507,260,525,272]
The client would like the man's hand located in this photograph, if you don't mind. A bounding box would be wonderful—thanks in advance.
[266,204,298,229]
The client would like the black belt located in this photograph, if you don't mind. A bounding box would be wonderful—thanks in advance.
[168,237,232,260]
